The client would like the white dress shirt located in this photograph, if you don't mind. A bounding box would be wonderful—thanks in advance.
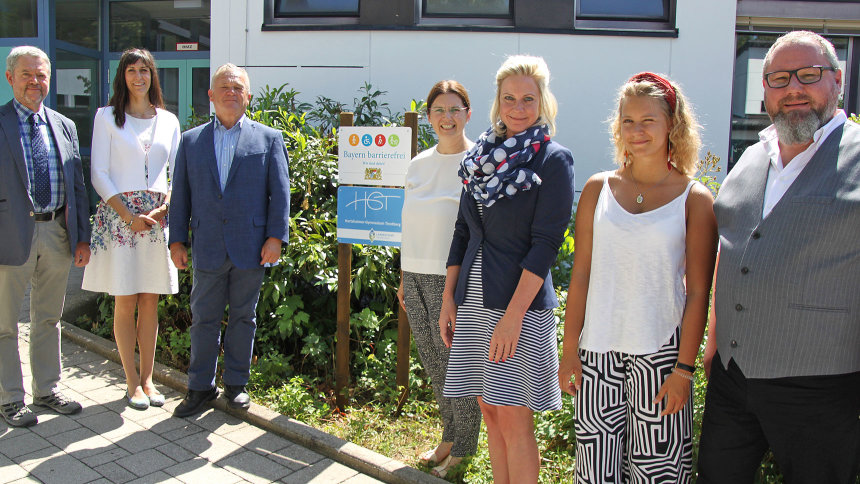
[760,110,847,218]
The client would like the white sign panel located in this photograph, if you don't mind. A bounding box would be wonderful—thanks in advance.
[338,127,411,186]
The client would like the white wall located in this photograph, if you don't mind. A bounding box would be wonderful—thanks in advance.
[212,1,738,190]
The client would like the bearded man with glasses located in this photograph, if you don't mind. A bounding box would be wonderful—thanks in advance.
[698,30,860,483]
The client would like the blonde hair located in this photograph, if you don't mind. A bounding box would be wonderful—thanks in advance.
[489,55,558,137]
[609,75,702,176]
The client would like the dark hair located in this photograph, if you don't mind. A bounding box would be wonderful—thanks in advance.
[426,80,470,112]
[109,48,164,127]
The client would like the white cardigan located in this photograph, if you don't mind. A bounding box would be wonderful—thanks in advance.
[90,106,181,201]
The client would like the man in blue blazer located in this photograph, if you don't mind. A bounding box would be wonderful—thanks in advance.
[0,46,91,427]
[169,64,290,417]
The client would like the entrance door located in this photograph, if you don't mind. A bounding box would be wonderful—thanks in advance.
[109,58,210,128]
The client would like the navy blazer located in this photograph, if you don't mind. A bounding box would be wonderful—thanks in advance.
[168,118,290,271]
[447,140,575,310]
[0,100,90,266]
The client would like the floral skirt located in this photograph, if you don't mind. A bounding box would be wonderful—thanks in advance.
[82,190,178,296]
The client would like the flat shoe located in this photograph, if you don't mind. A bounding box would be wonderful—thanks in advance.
[431,455,453,478]
[419,448,441,465]
[145,391,165,407]
[127,393,149,410]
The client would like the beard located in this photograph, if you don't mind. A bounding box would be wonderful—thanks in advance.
[768,91,839,145]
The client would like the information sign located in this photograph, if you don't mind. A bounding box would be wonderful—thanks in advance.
[337,186,404,246]
[338,127,411,186]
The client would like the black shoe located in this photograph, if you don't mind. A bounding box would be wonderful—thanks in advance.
[224,385,250,410]
[32,391,82,415]
[1,401,37,427]
[174,388,218,418]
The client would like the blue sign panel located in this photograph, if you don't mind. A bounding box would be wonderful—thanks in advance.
[337,186,404,246]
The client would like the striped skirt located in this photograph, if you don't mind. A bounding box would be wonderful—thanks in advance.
[443,246,562,412]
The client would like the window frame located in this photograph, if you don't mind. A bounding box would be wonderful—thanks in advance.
[420,0,512,19]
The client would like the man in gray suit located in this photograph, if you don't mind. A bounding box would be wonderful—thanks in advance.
[699,31,860,483]
[0,46,91,427]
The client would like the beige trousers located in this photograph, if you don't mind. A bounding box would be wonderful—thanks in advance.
[0,218,72,404]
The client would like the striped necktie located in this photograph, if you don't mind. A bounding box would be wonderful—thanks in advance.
[29,113,51,208]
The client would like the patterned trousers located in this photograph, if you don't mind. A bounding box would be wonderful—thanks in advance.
[402,271,482,457]
[574,328,693,483]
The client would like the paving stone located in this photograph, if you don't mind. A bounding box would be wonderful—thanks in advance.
[138,412,193,436]
[113,448,177,478]
[62,372,114,393]
[174,431,243,462]
[216,449,292,484]
[341,475,386,484]
[155,442,197,463]
[0,423,35,441]
[124,470,183,484]
[0,432,53,460]
[267,443,326,471]
[279,459,358,483]
[84,386,128,405]
[24,452,101,484]
[86,479,114,484]
[45,426,115,459]
[77,411,146,441]
[7,477,41,483]
[60,349,104,367]
[75,359,123,376]
[12,444,64,467]
[63,402,110,422]
[164,458,244,484]
[29,412,82,438]
[159,422,205,442]
[220,425,290,455]
[113,430,170,453]
[94,460,138,483]
[0,452,31,482]
[80,446,131,468]
[189,409,249,436]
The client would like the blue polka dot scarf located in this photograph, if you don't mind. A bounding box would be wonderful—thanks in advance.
[459,124,551,207]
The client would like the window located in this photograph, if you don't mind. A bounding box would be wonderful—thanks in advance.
[423,0,510,18]
[56,0,99,50]
[110,0,211,52]
[275,0,359,16]
[577,0,668,21]
[575,0,675,32]
[0,0,37,38]
[55,49,98,149]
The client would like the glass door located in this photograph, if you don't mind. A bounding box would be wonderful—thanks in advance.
[109,58,209,129]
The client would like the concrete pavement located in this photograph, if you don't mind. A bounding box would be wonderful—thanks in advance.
[0,266,442,484]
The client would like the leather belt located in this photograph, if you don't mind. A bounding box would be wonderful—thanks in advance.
[34,207,64,222]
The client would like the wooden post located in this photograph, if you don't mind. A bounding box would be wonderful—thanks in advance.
[395,112,419,413]
[335,112,354,410]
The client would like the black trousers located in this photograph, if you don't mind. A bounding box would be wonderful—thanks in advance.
[697,352,860,484]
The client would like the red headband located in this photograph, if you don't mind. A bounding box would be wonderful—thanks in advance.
[629,72,677,116]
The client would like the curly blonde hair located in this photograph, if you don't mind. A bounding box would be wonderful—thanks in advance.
[609,75,701,176]
[489,55,558,138]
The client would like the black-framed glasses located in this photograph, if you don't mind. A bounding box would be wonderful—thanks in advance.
[764,65,837,88]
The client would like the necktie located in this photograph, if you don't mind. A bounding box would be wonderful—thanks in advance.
[29,113,51,208]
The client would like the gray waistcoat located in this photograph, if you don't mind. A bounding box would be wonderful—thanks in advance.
[714,121,860,378]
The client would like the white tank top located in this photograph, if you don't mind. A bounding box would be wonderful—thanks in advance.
[579,175,695,355]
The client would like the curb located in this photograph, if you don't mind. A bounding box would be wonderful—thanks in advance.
[60,322,445,484]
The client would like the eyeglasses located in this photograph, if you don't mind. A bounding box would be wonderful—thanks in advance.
[763,65,837,88]
[430,106,468,116]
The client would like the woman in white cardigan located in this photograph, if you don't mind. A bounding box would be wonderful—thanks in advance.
[82,48,181,410]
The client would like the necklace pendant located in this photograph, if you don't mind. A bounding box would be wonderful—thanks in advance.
[636,194,644,204]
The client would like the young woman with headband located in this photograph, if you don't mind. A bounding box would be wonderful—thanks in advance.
[558,72,717,482]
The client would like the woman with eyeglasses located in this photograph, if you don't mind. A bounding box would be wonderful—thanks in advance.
[82,48,181,410]
[397,80,482,478]
[558,72,717,482]
[439,56,575,483]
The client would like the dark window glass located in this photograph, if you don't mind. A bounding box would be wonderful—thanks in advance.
[110,1,210,52]
[579,0,666,20]
[157,67,180,116]
[191,66,210,119]
[0,0,37,38]
[56,0,98,50]
[728,33,848,170]
[55,49,98,149]
[275,0,359,16]
[424,0,510,17]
